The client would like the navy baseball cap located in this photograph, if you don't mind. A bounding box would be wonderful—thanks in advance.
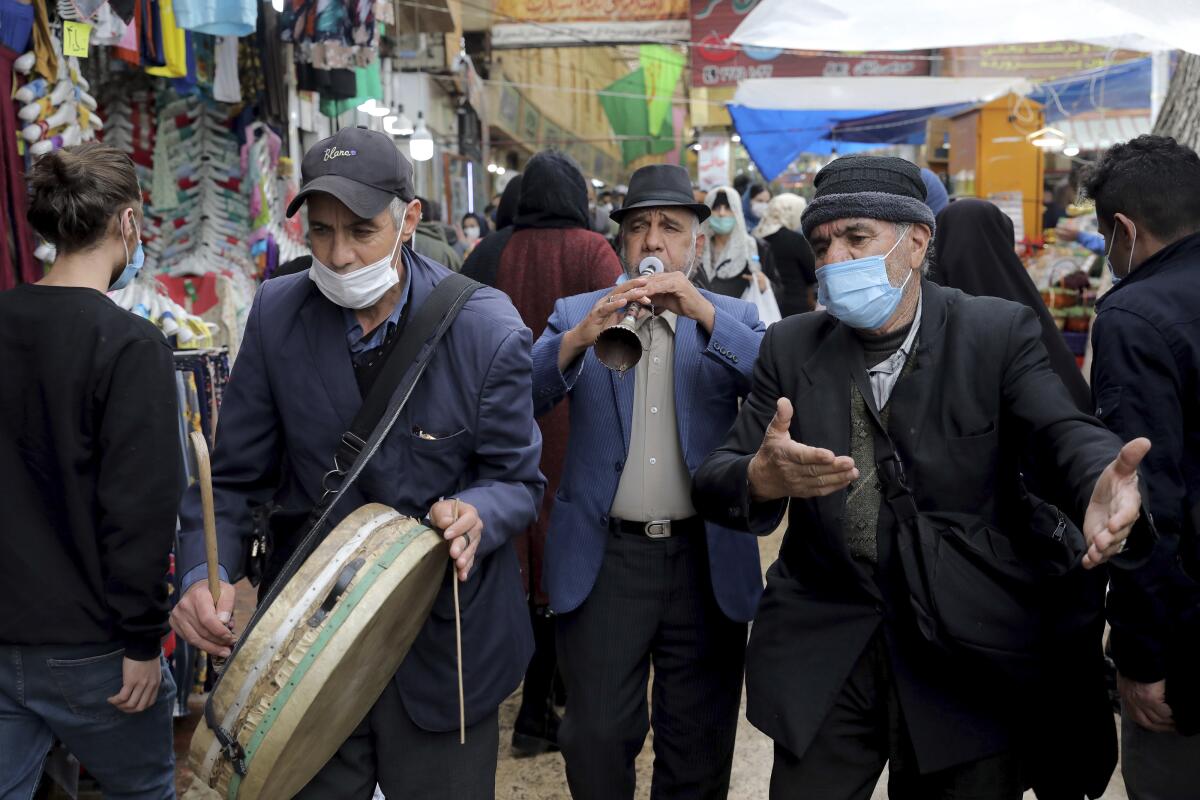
[286,126,415,219]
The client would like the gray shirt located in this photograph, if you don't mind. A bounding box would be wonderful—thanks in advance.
[609,311,696,522]
[865,293,922,410]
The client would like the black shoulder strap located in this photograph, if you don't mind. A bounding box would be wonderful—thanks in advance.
[851,366,920,524]
[332,271,478,476]
[204,271,481,772]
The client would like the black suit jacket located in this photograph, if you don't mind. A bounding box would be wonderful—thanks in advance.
[693,281,1150,773]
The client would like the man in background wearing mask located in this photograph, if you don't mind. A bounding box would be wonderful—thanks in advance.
[692,155,1154,799]
[1087,134,1200,800]
[530,164,765,799]
[170,127,544,799]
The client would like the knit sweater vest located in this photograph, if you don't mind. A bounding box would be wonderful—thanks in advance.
[843,331,918,563]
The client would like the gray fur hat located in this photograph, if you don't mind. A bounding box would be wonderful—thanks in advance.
[801,156,936,239]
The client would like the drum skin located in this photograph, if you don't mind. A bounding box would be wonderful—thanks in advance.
[189,504,448,799]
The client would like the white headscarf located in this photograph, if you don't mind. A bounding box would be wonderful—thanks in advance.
[754,193,808,238]
[701,186,759,282]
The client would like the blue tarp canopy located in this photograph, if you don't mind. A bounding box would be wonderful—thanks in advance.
[734,57,1155,179]
[727,106,887,181]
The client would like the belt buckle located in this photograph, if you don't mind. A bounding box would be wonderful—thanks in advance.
[644,519,671,539]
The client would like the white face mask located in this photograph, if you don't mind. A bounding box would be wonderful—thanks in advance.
[463,225,480,242]
[309,224,404,310]
[751,201,770,219]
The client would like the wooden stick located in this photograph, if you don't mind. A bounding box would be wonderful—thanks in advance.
[452,498,466,745]
[189,431,221,606]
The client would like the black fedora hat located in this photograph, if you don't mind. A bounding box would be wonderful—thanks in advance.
[610,164,711,224]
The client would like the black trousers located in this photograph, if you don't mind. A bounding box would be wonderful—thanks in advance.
[769,635,1023,800]
[556,529,748,800]
[293,679,499,800]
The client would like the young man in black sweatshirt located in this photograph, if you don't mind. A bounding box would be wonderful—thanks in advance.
[0,143,182,798]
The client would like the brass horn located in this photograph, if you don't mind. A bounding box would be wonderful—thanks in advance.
[595,256,663,374]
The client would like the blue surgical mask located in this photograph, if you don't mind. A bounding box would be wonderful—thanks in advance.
[110,210,144,292]
[817,225,914,330]
[1105,221,1136,286]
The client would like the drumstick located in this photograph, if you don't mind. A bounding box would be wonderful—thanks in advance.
[452,498,466,745]
[189,432,221,607]
[190,431,228,674]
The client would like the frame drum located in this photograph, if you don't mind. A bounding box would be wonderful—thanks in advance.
[189,504,448,799]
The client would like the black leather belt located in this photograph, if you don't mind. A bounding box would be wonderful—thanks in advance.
[609,516,703,539]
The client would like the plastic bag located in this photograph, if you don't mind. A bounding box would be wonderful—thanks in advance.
[740,275,782,326]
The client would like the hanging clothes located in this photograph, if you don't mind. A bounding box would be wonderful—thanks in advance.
[174,0,257,37]
[0,45,38,288]
[212,35,240,103]
[138,0,166,67]
[145,0,187,78]
[30,0,57,81]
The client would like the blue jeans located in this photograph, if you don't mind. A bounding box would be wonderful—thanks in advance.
[0,644,176,800]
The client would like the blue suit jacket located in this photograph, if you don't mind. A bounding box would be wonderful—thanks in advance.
[531,288,765,623]
[177,251,543,732]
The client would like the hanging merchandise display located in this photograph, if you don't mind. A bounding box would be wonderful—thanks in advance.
[0,10,37,289]
[175,0,258,37]
[15,53,103,156]
[280,0,376,70]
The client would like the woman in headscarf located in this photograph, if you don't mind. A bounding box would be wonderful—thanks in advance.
[753,193,816,316]
[462,151,621,758]
[933,198,1090,409]
[461,174,522,285]
[458,211,489,258]
[932,198,1114,800]
[700,185,779,299]
[742,181,770,229]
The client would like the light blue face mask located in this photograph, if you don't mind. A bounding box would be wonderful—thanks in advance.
[709,215,736,235]
[109,210,144,292]
[817,225,913,330]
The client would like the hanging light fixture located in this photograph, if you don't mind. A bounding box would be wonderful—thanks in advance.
[391,104,414,136]
[409,112,434,162]
[1027,127,1067,150]
[357,99,389,118]
[384,105,414,136]
[1062,144,1081,157]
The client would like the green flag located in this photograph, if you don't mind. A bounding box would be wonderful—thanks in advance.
[639,45,685,138]
[599,68,676,166]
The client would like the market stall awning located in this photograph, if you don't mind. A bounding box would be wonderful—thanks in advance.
[727,106,881,180]
[823,57,1154,145]
[730,77,1029,180]
[729,0,1200,55]
[1058,113,1153,151]
[732,76,1031,112]
[1032,57,1153,121]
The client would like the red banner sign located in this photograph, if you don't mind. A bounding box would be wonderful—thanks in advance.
[689,0,931,88]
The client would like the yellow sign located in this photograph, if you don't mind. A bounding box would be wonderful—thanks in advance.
[63,21,92,58]
[495,0,687,22]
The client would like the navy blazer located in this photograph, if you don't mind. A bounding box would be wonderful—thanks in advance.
[177,251,543,732]
[531,288,766,623]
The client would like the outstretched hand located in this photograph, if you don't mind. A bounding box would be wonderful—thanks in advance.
[747,397,859,502]
[1081,437,1151,569]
